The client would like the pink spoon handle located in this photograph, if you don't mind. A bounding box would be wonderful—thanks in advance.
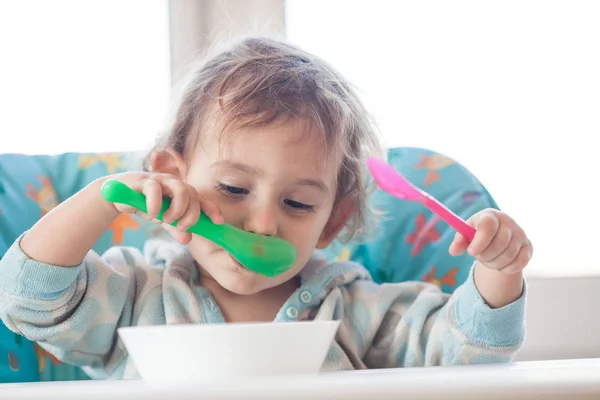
[423,195,476,242]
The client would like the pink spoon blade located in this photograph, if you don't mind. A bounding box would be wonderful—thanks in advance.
[367,157,476,243]
[367,157,425,201]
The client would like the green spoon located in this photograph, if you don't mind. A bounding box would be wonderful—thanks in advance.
[100,179,297,277]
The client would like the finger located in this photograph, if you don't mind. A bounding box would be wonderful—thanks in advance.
[527,238,534,259]
[477,222,512,263]
[132,209,152,221]
[468,212,500,257]
[110,179,141,214]
[161,179,190,224]
[498,243,533,275]
[176,189,201,232]
[484,234,521,269]
[113,203,136,214]
[142,179,163,220]
[198,196,224,225]
[163,223,192,245]
[449,231,469,256]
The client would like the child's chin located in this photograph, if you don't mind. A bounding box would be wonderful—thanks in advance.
[216,271,266,295]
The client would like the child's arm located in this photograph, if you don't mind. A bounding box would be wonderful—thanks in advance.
[0,240,164,378]
[0,173,222,378]
[19,172,222,267]
[358,266,526,368]
[449,208,533,309]
[359,208,532,367]
[19,177,123,267]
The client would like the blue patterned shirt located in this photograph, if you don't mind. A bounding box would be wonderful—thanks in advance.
[0,234,526,379]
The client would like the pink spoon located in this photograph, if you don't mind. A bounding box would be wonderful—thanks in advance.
[367,157,476,242]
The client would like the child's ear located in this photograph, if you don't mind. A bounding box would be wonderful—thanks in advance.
[316,196,356,249]
[150,148,187,179]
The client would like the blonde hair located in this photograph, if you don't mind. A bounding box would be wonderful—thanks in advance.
[145,37,385,242]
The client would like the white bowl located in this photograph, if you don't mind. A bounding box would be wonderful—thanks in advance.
[117,321,340,383]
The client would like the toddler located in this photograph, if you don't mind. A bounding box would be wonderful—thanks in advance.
[0,37,532,380]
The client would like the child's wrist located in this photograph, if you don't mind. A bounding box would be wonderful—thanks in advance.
[88,176,122,219]
[473,262,523,309]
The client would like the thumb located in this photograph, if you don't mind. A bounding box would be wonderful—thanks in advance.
[449,213,480,256]
[449,231,469,256]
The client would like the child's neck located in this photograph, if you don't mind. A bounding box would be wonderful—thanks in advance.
[200,274,301,323]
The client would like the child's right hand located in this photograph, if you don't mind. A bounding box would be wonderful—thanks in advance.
[106,173,224,245]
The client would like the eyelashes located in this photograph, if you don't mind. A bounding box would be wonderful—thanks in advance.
[216,183,249,196]
[283,199,315,212]
[216,183,315,213]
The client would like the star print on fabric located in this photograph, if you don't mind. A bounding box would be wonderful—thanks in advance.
[79,154,125,174]
[109,213,140,244]
[26,176,59,216]
[34,343,61,372]
[414,153,455,187]
[405,213,441,257]
[423,265,458,289]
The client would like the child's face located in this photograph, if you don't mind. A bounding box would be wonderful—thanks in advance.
[162,118,350,295]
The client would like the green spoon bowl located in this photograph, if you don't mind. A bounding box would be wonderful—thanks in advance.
[100,179,297,277]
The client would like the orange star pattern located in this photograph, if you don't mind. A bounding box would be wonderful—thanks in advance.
[26,176,59,216]
[109,213,140,244]
[405,213,441,257]
[34,343,61,372]
[79,154,125,174]
[414,154,455,187]
[423,265,459,288]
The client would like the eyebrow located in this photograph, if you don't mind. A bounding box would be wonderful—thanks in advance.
[212,161,261,175]
[294,178,329,192]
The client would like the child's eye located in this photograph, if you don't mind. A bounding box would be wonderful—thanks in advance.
[284,199,315,213]
[217,183,249,197]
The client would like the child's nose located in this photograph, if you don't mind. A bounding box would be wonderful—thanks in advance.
[242,207,278,237]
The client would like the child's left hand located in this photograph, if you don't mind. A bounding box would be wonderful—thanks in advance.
[449,208,533,275]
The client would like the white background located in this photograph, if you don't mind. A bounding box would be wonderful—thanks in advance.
[286,0,600,276]
[0,0,171,154]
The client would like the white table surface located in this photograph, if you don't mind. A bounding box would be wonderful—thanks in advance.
[1,358,599,400]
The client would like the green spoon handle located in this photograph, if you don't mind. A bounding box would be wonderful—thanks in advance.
[100,178,298,278]
[100,179,227,244]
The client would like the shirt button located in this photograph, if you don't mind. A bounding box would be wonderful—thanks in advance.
[299,290,312,304]
[285,306,298,319]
